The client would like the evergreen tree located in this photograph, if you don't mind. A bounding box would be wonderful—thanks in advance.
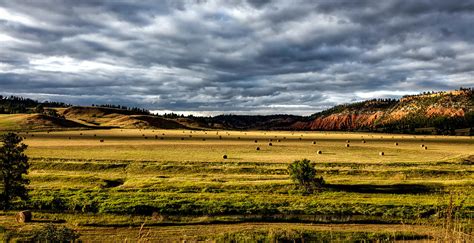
[0,133,29,210]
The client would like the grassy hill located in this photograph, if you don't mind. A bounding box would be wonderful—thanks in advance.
[0,114,89,131]
[1,88,473,133]
[60,106,189,129]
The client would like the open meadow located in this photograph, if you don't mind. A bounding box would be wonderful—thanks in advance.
[1,128,473,241]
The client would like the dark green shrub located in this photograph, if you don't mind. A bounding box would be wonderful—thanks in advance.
[288,159,324,194]
[30,224,80,242]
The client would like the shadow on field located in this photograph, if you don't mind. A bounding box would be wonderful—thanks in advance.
[31,219,66,223]
[326,183,442,194]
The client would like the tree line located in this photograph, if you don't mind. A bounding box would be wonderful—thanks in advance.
[0,95,70,114]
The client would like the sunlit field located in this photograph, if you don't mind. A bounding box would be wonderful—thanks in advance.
[2,129,473,241]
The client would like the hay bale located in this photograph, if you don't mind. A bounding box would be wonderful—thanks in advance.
[394,142,398,146]
[268,142,273,146]
[254,140,258,143]
[424,146,428,150]
[379,152,384,156]
[181,138,184,140]
[312,141,316,144]
[256,147,260,151]
[317,150,322,154]
[68,137,71,140]
[420,144,425,147]
[277,139,281,142]
[15,210,32,223]
[223,155,228,159]
[345,144,350,147]
[100,139,104,143]
[346,140,350,143]
[362,140,366,143]
[160,137,164,140]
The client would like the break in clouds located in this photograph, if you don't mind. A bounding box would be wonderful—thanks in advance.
[1,0,474,115]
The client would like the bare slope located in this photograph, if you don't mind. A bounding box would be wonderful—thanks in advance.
[292,89,474,132]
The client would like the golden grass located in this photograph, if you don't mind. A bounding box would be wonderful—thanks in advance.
[21,129,474,163]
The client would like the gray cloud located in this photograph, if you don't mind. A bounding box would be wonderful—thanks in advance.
[0,0,473,115]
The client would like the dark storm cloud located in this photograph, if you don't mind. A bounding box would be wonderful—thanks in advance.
[1,0,473,115]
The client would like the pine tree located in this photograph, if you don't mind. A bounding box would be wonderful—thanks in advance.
[0,133,29,210]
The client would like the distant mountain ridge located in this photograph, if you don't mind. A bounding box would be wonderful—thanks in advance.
[0,88,473,134]
[292,88,474,134]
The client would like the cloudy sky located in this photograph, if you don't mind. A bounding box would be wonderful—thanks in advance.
[1,0,473,115]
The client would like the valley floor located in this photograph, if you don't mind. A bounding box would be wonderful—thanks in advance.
[1,129,473,241]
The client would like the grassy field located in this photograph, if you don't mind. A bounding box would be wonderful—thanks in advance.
[1,129,473,241]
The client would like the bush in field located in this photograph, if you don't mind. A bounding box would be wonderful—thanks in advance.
[288,159,324,194]
[30,224,80,242]
[0,133,29,210]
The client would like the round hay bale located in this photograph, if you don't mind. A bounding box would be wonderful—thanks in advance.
[312,141,316,144]
[142,134,145,136]
[202,138,206,141]
[345,144,350,147]
[268,142,273,146]
[238,137,240,139]
[68,137,71,140]
[15,210,32,223]
[160,137,164,140]
[299,138,302,140]
[394,142,398,146]
[189,135,192,138]
[346,140,350,143]
[144,137,148,139]
[256,147,260,151]
[317,150,322,154]
[100,139,104,143]
[181,138,184,140]
[362,140,366,143]
[424,146,428,150]
[223,155,227,159]
[277,139,281,142]
[379,152,384,156]
[269,139,273,142]
[420,144,425,147]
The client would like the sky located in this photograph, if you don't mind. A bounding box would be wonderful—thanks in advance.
[1,0,474,116]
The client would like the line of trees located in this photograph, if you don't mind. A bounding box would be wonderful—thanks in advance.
[91,104,151,115]
[0,95,70,114]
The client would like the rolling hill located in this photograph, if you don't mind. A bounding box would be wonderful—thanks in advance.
[0,88,473,134]
[292,88,474,134]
